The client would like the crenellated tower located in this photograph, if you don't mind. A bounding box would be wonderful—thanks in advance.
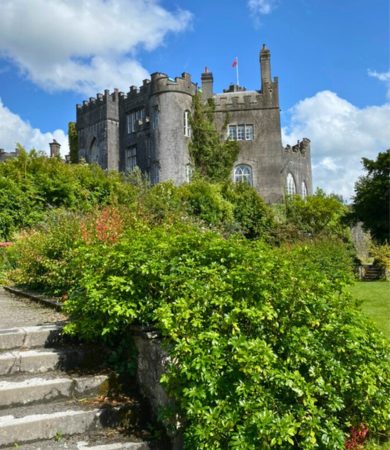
[75,44,312,203]
[76,89,120,170]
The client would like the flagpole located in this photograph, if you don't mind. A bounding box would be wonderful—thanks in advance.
[235,56,239,86]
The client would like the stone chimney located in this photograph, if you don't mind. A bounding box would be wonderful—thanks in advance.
[260,44,272,92]
[201,67,214,101]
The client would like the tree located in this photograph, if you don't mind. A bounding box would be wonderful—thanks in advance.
[68,122,78,163]
[285,188,349,239]
[189,94,239,182]
[351,150,390,243]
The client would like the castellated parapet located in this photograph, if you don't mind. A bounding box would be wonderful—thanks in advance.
[75,45,312,203]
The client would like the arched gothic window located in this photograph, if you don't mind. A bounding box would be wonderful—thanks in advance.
[234,164,253,186]
[88,137,99,163]
[286,173,296,195]
[301,181,308,199]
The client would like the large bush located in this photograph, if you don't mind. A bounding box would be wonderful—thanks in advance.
[62,224,390,449]
[0,148,138,240]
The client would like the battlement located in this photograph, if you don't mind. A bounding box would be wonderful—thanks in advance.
[76,89,121,114]
[284,138,311,157]
[150,72,197,96]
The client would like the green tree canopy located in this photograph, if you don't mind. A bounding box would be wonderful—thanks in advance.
[351,150,390,243]
[189,94,239,182]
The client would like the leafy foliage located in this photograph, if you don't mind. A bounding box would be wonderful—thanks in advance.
[189,94,239,182]
[68,122,78,163]
[271,189,350,244]
[59,223,390,449]
[0,148,137,240]
[2,147,389,448]
[351,150,390,244]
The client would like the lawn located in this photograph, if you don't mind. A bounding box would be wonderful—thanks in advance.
[349,281,390,449]
[349,281,390,340]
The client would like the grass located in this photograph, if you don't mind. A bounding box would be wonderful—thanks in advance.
[349,281,390,450]
[349,281,390,340]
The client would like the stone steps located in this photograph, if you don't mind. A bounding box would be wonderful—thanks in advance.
[0,407,101,447]
[0,317,151,449]
[0,324,61,351]
[0,374,108,408]
[2,433,150,449]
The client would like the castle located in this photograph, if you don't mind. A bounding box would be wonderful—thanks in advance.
[76,45,312,203]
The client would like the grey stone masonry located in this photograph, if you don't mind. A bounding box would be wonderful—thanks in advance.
[76,44,312,204]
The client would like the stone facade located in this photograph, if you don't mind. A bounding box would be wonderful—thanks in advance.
[76,44,312,203]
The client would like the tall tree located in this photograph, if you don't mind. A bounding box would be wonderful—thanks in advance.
[189,94,239,182]
[351,149,390,243]
[68,122,78,164]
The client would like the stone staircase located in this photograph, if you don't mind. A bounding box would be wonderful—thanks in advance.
[0,323,151,449]
[361,264,382,281]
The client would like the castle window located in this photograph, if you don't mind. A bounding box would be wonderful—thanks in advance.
[237,124,245,140]
[125,146,137,171]
[245,125,254,140]
[127,109,145,134]
[302,181,308,199]
[150,162,159,185]
[286,173,296,195]
[184,110,191,137]
[228,125,237,140]
[185,164,193,182]
[228,124,254,141]
[234,164,253,186]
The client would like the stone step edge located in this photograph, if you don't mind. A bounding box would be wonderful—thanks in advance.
[3,286,63,310]
[0,409,101,447]
[77,442,150,449]
[0,324,62,351]
[0,374,108,408]
[0,348,85,376]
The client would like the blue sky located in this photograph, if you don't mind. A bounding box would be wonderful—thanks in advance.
[0,0,389,198]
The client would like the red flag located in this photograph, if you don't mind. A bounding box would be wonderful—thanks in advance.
[232,57,238,68]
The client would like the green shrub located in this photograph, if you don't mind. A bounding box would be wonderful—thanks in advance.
[63,225,390,449]
[0,148,138,240]
[6,210,84,296]
[222,181,275,239]
[179,179,235,228]
[268,190,352,246]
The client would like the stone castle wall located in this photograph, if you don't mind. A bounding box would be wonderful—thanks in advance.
[75,45,313,203]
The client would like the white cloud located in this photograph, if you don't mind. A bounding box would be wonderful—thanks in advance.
[282,91,390,200]
[0,0,192,96]
[248,0,278,16]
[368,69,390,100]
[0,99,68,156]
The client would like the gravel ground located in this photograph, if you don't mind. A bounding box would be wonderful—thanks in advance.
[0,288,67,328]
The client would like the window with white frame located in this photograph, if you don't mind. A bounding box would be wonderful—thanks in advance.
[234,164,253,186]
[245,124,254,140]
[228,125,237,140]
[185,164,193,182]
[184,110,191,137]
[237,124,245,140]
[286,173,296,195]
[127,109,145,134]
[125,146,137,172]
[227,124,254,141]
[301,181,308,199]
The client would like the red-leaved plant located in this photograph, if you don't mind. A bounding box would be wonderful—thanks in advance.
[345,424,369,449]
[80,206,124,245]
